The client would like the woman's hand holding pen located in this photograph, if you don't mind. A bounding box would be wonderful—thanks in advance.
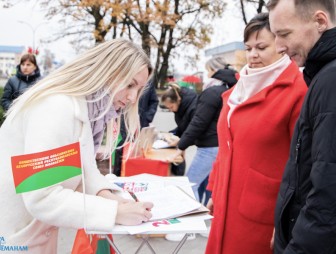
[98,189,153,225]
[116,201,154,225]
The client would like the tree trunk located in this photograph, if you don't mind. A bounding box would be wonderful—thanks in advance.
[158,58,169,87]
[157,25,174,88]
[240,0,248,25]
[140,22,151,56]
[256,0,265,13]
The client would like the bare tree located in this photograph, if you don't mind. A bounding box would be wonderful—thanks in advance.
[237,0,266,25]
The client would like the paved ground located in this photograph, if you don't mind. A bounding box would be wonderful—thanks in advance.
[58,228,208,254]
[57,108,209,253]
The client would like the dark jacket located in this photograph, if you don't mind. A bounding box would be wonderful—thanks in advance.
[178,69,237,150]
[1,65,41,111]
[274,27,336,254]
[139,81,159,128]
[171,88,197,137]
[212,68,237,87]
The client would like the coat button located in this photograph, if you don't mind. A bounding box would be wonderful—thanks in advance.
[45,230,51,237]
[290,218,295,222]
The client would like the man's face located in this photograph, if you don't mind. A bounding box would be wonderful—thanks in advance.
[269,0,321,67]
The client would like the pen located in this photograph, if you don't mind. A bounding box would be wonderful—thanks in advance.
[127,190,139,202]
[128,190,152,212]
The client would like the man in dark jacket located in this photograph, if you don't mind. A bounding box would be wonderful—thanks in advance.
[139,80,159,128]
[268,0,336,253]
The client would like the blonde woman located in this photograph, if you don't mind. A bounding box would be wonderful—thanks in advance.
[0,38,154,253]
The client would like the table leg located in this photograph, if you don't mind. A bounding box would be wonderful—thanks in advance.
[104,235,122,254]
[172,233,190,254]
[105,233,192,254]
[135,235,156,254]
[134,237,146,254]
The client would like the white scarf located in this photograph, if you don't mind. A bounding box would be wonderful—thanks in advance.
[227,55,291,125]
[203,78,223,91]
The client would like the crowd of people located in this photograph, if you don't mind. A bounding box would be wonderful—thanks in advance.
[1,0,336,253]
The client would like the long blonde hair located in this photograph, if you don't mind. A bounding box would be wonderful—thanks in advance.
[7,38,153,157]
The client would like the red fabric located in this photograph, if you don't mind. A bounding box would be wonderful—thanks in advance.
[234,72,240,81]
[121,143,170,176]
[72,229,115,254]
[206,62,307,254]
[122,157,169,176]
[72,229,93,254]
[182,75,201,83]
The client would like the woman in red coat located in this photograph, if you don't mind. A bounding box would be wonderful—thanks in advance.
[206,13,307,254]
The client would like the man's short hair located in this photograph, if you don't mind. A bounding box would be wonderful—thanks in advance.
[267,0,336,22]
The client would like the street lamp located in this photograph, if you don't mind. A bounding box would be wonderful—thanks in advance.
[18,21,48,50]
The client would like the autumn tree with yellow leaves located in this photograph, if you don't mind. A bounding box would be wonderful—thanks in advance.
[6,0,226,87]
[1,0,268,85]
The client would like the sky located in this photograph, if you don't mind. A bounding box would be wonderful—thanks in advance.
[0,1,251,74]
[0,1,77,62]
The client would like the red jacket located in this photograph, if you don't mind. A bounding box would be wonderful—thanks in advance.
[206,61,307,254]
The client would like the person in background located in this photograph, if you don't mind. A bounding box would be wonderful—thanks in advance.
[0,38,153,254]
[160,83,198,176]
[165,57,237,242]
[200,58,238,206]
[168,57,237,204]
[205,13,307,254]
[139,79,159,128]
[161,83,197,138]
[268,0,336,253]
[1,53,41,111]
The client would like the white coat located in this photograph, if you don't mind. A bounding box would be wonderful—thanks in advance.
[0,94,118,254]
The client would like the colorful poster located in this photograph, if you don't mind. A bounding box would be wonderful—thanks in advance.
[11,142,82,193]
[114,181,150,192]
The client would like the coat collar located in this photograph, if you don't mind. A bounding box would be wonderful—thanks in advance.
[303,27,336,86]
[16,65,41,83]
[223,61,300,107]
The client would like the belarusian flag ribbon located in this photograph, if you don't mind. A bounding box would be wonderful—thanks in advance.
[11,142,82,193]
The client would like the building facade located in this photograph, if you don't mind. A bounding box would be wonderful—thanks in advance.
[205,41,246,71]
[0,46,25,78]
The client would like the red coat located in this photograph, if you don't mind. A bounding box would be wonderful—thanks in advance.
[206,62,307,254]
